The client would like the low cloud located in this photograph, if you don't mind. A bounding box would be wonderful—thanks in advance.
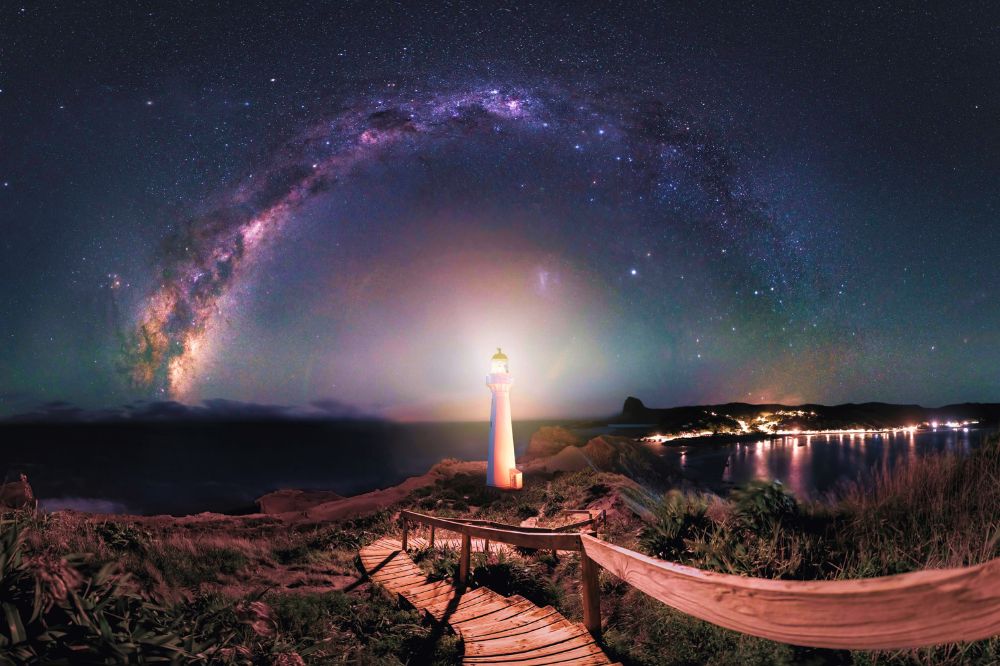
[2,397,376,423]
[39,497,131,514]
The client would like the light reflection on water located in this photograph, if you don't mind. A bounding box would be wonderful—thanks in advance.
[662,428,992,498]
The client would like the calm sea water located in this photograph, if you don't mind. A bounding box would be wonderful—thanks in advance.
[1,420,993,515]
[1,419,557,516]
[656,428,995,499]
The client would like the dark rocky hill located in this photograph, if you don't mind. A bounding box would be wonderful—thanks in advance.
[617,396,1000,433]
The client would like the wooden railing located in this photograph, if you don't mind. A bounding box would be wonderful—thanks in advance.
[397,509,1000,649]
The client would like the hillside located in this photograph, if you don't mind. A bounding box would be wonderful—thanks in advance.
[616,396,1000,435]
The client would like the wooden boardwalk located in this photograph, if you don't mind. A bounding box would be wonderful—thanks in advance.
[360,537,619,665]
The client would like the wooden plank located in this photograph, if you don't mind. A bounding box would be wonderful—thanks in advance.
[405,578,453,595]
[458,600,534,623]
[365,558,416,571]
[453,589,505,610]
[459,602,539,628]
[374,570,426,585]
[366,540,398,551]
[380,565,423,577]
[451,600,519,625]
[581,533,1000,650]
[466,621,587,649]
[422,594,466,617]
[360,538,615,666]
[400,581,446,597]
[366,562,415,576]
[453,587,493,606]
[407,583,459,605]
[464,625,590,656]
[377,574,425,588]
[463,640,606,664]
[464,608,562,640]
[361,551,402,564]
[451,597,528,624]
[469,614,570,642]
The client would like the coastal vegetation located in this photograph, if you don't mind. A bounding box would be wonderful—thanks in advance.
[0,433,997,664]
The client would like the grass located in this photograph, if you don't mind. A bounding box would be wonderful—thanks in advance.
[0,505,460,664]
[151,542,251,587]
[407,434,1000,665]
[629,435,1000,581]
[609,433,1000,665]
[406,467,629,531]
[3,433,997,664]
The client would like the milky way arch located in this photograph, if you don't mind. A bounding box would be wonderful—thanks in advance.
[124,83,804,399]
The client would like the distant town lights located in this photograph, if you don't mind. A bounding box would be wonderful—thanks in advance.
[641,418,977,444]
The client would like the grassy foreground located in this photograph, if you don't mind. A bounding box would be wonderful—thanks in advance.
[0,434,997,664]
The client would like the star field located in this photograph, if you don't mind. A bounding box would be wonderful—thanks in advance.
[0,2,998,419]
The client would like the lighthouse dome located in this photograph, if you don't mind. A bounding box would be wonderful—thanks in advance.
[489,347,510,374]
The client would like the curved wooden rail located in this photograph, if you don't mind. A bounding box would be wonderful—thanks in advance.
[582,534,1000,649]
[401,511,584,551]
[398,510,1000,650]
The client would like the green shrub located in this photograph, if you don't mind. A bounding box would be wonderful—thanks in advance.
[151,544,249,587]
[0,521,238,663]
[269,591,352,636]
[731,480,798,530]
[275,524,363,564]
[414,546,459,581]
[92,521,152,553]
[636,489,713,561]
[470,558,559,608]
[515,503,538,520]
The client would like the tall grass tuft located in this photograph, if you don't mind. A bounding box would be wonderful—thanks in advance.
[834,436,1000,576]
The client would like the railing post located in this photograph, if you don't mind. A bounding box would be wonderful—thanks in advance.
[484,538,490,555]
[429,525,435,548]
[458,532,472,587]
[401,515,409,551]
[580,550,601,637]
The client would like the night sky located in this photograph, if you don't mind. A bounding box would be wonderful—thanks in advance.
[1,2,998,420]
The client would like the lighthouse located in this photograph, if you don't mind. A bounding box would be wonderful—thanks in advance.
[486,348,522,490]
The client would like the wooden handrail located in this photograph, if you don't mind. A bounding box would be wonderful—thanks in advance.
[398,510,1000,649]
[427,508,603,533]
[581,534,1000,649]
[400,510,584,551]
[422,516,592,534]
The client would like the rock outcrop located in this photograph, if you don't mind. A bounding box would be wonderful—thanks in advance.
[524,434,660,478]
[256,489,344,514]
[524,426,584,460]
[0,473,36,510]
[257,459,488,522]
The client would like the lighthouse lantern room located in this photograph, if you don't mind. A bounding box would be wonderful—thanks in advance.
[486,348,522,490]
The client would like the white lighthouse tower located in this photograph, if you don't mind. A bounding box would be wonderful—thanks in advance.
[486,348,522,490]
